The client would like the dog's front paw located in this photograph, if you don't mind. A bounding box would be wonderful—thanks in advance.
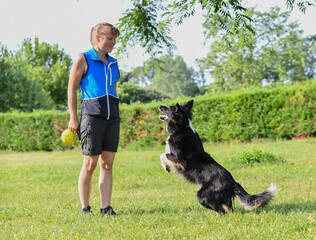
[164,164,170,173]
[160,153,171,173]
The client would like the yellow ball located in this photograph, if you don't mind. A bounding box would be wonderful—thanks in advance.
[61,129,75,144]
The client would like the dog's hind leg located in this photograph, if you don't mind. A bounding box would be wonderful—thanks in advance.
[196,186,216,211]
[196,186,227,215]
[222,204,232,213]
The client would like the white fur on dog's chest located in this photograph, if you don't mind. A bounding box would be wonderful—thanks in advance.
[189,119,196,133]
[165,136,171,153]
[161,118,195,174]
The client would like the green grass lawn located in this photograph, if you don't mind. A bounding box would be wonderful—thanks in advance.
[0,138,315,239]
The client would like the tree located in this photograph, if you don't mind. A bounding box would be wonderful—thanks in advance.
[117,0,314,57]
[197,7,316,92]
[303,35,316,78]
[151,55,199,98]
[122,55,199,99]
[16,37,72,106]
[117,82,168,104]
[127,59,157,87]
[0,45,54,112]
[254,8,314,84]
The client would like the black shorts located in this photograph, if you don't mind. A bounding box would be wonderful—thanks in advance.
[79,115,120,155]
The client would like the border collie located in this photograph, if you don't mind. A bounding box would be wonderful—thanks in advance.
[158,100,277,214]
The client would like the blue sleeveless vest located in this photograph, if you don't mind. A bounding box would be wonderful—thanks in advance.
[80,48,120,120]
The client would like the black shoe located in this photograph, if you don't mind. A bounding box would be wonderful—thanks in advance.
[81,206,92,215]
[100,206,116,216]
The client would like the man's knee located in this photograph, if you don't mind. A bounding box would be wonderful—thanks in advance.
[100,161,113,171]
[83,155,98,173]
[100,152,115,171]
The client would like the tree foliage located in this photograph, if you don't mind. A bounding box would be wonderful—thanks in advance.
[17,37,72,106]
[152,55,199,98]
[117,0,175,57]
[198,7,316,92]
[0,45,54,112]
[0,38,72,112]
[125,61,157,87]
[117,82,168,104]
[117,0,314,57]
[126,55,200,99]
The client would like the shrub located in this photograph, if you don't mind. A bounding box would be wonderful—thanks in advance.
[0,110,80,151]
[192,80,316,142]
[232,150,286,166]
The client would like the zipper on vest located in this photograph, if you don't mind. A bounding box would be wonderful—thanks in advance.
[108,62,115,86]
[104,62,116,120]
[104,64,110,120]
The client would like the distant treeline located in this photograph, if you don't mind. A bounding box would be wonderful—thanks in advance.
[1,7,315,112]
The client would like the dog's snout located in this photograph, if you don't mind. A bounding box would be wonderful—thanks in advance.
[159,105,167,113]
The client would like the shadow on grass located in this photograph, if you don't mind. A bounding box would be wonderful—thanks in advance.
[233,201,316,214]
[122,206,200,216]
[265,202,315,214]
[121,201,315,217]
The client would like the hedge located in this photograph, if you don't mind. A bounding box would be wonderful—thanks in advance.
[0,80,315,151]
[0,110,72,151]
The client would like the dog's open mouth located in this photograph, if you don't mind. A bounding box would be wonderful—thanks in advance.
[159,115,168,122]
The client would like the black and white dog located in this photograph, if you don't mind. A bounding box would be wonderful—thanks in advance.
[158,100,277,214]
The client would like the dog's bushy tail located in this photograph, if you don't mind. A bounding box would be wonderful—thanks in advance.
[234,183,277,210]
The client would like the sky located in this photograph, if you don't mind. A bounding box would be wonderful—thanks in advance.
[1,0,315,72]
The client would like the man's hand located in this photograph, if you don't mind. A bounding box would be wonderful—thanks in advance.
[68,118,79,133]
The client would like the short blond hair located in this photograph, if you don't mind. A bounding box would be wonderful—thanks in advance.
[90,22,120,45]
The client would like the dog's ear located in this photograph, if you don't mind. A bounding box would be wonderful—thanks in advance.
[184,100,194,110]
[175,103,181,112]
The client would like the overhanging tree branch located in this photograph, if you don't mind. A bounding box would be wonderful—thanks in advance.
[116,0,315,58]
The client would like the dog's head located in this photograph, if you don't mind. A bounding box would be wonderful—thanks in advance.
[158,100,194,134]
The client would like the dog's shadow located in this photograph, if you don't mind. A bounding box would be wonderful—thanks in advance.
[269,202,315,214]
[121,201,315,217]
[235,201,315,214]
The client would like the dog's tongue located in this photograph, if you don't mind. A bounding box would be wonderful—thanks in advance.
[159,115,167,120]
